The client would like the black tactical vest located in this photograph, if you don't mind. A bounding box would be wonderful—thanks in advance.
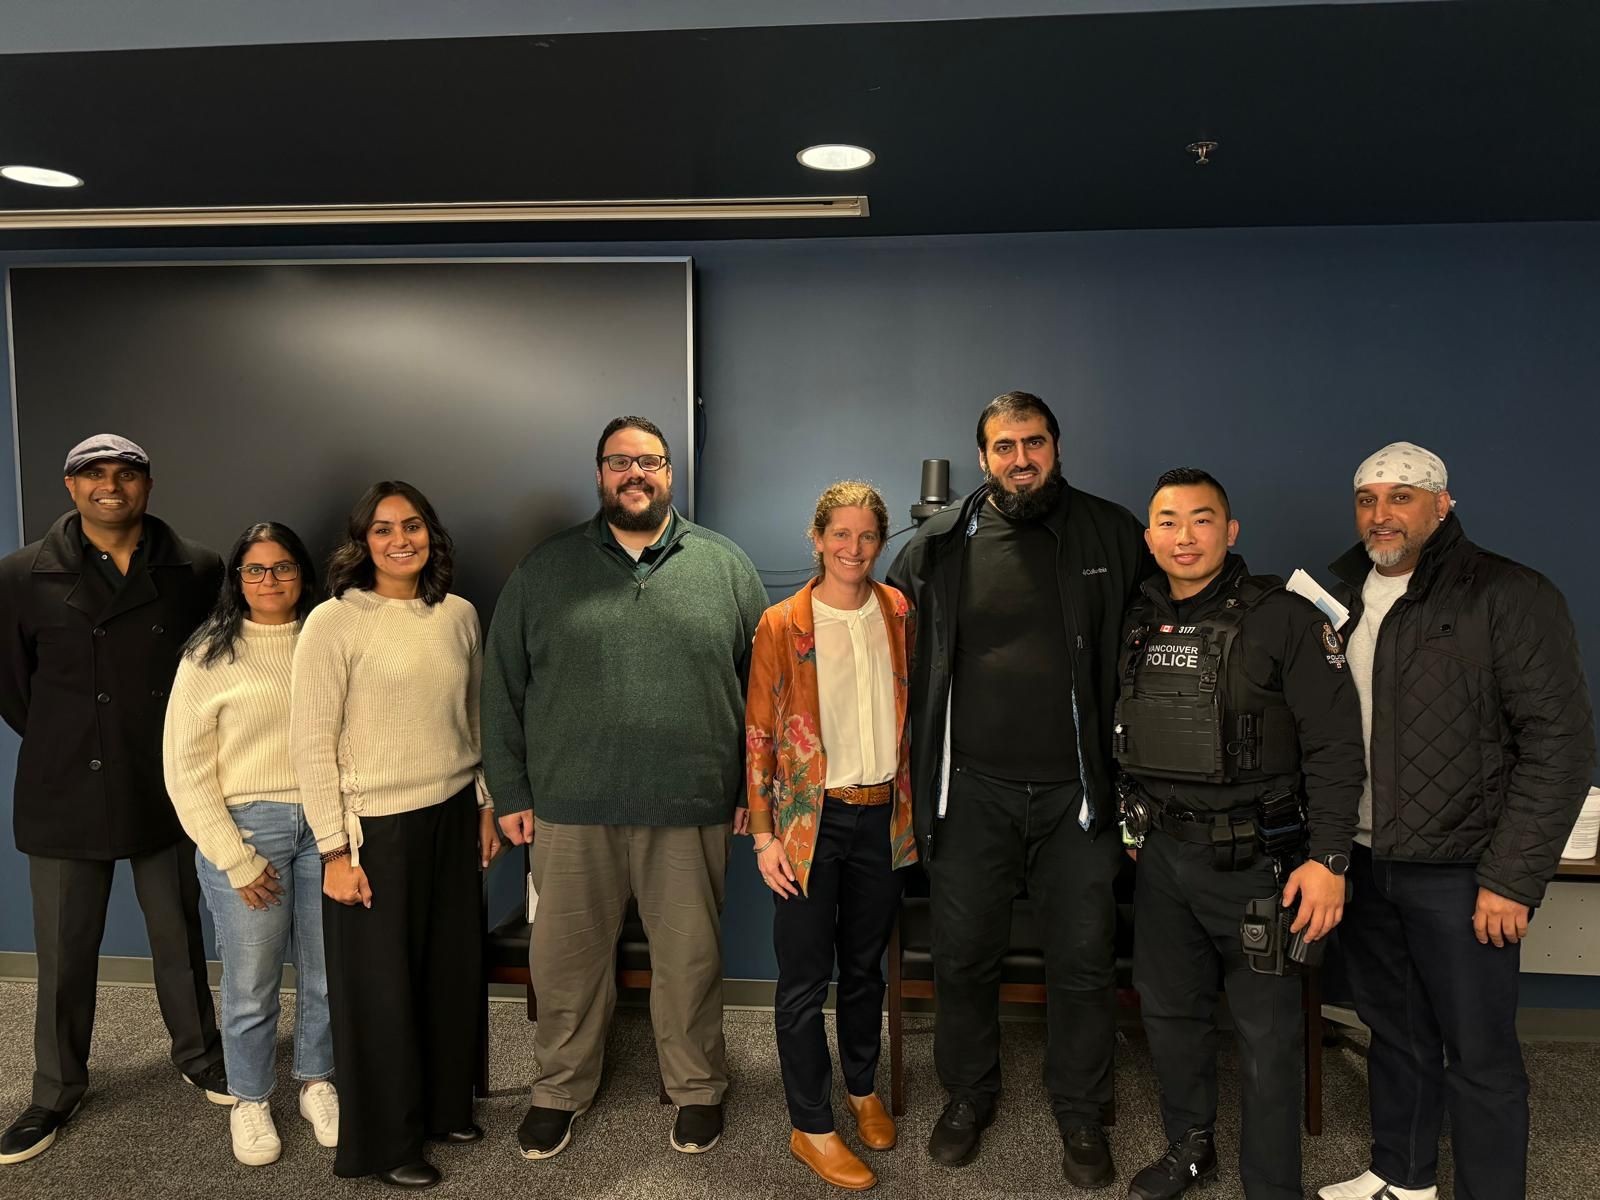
[1114,575,1301,786]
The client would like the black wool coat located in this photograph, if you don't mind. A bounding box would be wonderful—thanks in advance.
[0,512,223,859]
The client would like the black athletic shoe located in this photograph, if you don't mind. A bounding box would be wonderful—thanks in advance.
[1060,1117,1116,1189]
[1128,1127,1219,1199]
[517,1104,586,1160]
[183,1062,235,1106]
[927,1098,994,1168]
[670,1103,723,1153]
[0,1104,77,1165]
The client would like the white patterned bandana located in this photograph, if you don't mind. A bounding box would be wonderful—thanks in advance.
[1353,441,1447,493]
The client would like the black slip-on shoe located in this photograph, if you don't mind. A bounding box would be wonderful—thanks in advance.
[671,1103,723,1153]
[182,1062,235,1106]
[0,1103,79,1165]
[518,1103,588,1160]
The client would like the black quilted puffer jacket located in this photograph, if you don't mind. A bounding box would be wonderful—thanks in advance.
[1330,514,1595,906]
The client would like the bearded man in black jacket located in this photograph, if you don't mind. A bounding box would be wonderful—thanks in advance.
[887,391,1150,1188]
[1317,441,1594,1200]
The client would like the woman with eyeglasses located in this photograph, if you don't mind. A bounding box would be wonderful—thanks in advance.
[291,481,500,1189]
[745,481,917,1191]
[164,522,338,1167]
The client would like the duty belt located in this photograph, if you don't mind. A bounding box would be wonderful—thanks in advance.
[1147,795,1259,871]
[825,782,893,806]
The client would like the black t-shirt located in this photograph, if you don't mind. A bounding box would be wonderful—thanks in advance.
[951,500,1078,781]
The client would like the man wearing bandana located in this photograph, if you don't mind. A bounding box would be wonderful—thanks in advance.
[1317,442,1594,1200]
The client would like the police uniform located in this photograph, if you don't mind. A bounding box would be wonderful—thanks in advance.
[1115,554,1363,1200]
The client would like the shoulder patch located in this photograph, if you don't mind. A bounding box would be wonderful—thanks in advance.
[1319,621,1346,670]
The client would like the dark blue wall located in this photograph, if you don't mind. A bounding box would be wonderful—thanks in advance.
[3,221,1598,996]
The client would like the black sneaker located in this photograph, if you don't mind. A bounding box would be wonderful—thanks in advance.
[1128,1127,1218,1199]
[1060,1117,1116,1189]
[0,1103,77,1165]
[670,1103,723,1153]
[183,1062,235,1106]
[927,1098,994,1168]
[517,1104,586,1160]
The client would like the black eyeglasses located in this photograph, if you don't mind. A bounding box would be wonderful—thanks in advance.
[237,562,300,582]
[599,453,670,473]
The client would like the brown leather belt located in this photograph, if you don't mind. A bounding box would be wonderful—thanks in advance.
[825,782,893,806]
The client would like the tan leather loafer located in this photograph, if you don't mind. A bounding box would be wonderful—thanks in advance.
[848,1093,897,1151]
[789,1129,877,1190]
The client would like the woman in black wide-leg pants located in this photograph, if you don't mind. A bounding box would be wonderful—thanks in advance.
[322,786,483,1177]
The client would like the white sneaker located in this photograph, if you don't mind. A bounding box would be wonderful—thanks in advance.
[298,1081,339,1148]
[1318,1169,1438,1200]
[230,1100,281,1167]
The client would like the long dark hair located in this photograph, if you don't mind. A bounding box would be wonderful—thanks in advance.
[325,480,454,606]
[183,522,319,668]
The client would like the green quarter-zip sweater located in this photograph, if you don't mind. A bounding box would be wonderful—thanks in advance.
[481,510,768,827]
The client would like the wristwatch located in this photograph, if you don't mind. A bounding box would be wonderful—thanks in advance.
[1316,851,1351,876]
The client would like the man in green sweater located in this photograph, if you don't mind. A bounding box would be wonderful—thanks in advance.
[484,415,767,1162]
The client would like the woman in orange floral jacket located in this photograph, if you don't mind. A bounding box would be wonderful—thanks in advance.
[745,480,917,1192]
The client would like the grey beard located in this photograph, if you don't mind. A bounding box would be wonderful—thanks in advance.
[599,481,672,531]
[986,464,1065,521]
[1365,538,1412,569]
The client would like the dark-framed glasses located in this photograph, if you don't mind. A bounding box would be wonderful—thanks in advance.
[600,453,669,473]
[238,562,300,582]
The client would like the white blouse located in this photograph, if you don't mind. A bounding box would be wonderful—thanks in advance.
[811,593,897,788]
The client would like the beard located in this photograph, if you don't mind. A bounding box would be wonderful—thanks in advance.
[1363,521,1435,570]
[985,459,1066,521]
[599,477,673,532]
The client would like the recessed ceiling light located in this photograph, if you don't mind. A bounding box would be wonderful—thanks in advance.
[1,164,85,188]
[797,144,875,172]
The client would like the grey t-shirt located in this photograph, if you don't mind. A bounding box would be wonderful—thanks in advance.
[1347,567,1412,846]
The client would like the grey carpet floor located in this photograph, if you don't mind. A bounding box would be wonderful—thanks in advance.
[0,980,1596,1198]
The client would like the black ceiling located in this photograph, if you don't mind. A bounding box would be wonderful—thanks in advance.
[0,0,1596,250]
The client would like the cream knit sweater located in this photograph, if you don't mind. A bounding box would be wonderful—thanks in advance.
[291,589,488,865]
[164,620,300,888]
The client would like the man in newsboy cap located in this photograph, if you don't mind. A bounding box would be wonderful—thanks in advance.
[1317,442,1594,1200]
[0,435,229,1164]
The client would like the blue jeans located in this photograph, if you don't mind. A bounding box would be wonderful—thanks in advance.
[196,801,333,1103]
[1338,845,1528,1200]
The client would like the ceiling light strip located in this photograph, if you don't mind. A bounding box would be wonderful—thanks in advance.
[0,196,869,231]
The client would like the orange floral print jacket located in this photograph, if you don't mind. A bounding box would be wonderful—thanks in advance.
[745,577,917,896]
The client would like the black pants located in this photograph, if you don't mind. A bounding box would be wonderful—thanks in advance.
[1338,845,1528,1200]
[1133,830,1303,1200]
[323,789,482,1177]
[928,764,1122,1124]
[772,798,905,1133]
[29,842,222,1111]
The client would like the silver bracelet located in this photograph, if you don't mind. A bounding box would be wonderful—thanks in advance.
[753,835,776,853]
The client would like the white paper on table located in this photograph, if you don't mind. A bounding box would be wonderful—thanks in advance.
[1286,568,1350,629]
[525,871,539,925]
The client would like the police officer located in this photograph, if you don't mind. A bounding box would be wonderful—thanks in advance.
[1116,468,1363,1200]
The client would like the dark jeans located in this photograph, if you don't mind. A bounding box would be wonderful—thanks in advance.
[1338,844,1528,1200]
[772,797,905,1133]
[30,843,222,1111]
[323,789,483,1177]
[1133,830,1303,1200]
[928,764,1122,1125]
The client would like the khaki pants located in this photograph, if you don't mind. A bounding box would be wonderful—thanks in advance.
[528,818,729,1109]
